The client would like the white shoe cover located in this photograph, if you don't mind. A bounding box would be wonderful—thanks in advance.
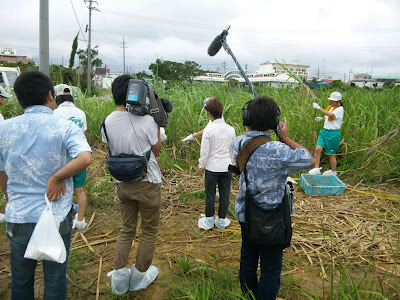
[198,215,214,230]
[0,213,5,223]
[322,169,337,176]
[308,167,322,175]
[215,216,231,229]
[129,264,159,291]
[107,267,131,295]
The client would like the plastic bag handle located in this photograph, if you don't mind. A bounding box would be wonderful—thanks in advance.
[44,194,53,214]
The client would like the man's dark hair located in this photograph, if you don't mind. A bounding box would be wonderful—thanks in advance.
[56,94,74,106]
[205,97,223,119]
[247,96,279,131]
[14,71,55,109]
[111,74,134,106]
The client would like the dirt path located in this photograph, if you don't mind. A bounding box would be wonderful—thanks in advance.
[0,169,399,299]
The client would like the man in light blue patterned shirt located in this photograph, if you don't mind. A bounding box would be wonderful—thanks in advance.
[0,71,92,300]
[233,96,315,299]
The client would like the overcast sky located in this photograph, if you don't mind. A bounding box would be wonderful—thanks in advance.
[3,0,400,80]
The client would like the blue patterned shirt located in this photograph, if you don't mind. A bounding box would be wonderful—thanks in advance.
[0,105,92,223]
[233,131,311,223]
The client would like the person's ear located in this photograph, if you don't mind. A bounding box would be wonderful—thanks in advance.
[47,90,55,103]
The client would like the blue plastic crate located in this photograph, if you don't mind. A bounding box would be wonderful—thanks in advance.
[300,174,345,196]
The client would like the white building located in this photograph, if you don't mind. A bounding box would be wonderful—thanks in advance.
[0,48,32,64]
[255,60,309,81]
[351,73,400,88]
[193,60,309,87]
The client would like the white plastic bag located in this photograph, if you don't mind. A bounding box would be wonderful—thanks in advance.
[24,194,67,263]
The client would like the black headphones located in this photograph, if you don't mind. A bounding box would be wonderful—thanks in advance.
[242,98,281,129]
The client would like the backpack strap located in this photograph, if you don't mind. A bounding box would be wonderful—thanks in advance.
[237,135,270,173]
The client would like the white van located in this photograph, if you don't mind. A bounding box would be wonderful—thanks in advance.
[0,67,21,89]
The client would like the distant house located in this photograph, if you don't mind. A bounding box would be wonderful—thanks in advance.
[0,48,32,64]
[306,77,330,88]
[351,73,400,88]
[93,65,121,89]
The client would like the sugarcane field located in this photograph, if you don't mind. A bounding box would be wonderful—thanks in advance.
[0,82,399,299]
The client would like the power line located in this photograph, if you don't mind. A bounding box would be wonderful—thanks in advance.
[69,0,87,45]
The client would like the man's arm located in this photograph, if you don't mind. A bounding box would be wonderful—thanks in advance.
[151,126,162,158]
[278,117,316,168]
[0,171,8,198]
[47,151,92,201]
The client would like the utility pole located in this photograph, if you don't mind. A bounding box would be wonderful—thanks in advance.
[349,68,353,82]
[120,36,127,74]
[84,0,98,94]
[39,0,49,76]
[344,73,346,82]
[222,61,226,73]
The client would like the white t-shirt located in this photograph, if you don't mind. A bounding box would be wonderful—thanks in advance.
[198,118,236,172]
[54,102,87,132]
[101,111,161,184]
[0,113,4,122]
[324,106,344,130]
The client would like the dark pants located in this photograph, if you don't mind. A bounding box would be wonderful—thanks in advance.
[239,222,283,300]
[205,170,232,218]
[6,210,73,300]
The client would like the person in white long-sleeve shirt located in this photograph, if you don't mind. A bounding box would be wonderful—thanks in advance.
[198,97,236,230]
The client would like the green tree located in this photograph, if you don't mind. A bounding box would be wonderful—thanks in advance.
[69,32,79,69]
[330,80,343,89]
[2,61,38,72]
[182,61,201,83]
[50,65,76,86]
[148,59,201,82]
[76,45,103,71]
[383,80,395,89]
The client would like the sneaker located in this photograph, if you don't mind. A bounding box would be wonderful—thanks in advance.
[107,267,131,295]
[129,264,159,291]
[198,215,214,230]
[308,167,322,175]
[322,170,337,176]
[215,216,231,229]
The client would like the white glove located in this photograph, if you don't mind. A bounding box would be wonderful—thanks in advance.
[160,127,167,142]
[0,213,5,223]
[313,103,321,110]
[315,117,324,122]
[181,134,194,143]
[72,213,87,231]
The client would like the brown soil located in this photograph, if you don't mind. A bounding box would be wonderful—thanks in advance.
[0,168,399,299]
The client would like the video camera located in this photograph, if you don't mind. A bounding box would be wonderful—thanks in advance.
[125,79,173,127]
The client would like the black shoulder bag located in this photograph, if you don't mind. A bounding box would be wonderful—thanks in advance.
[239,136,293,250]
[101,120,151,182]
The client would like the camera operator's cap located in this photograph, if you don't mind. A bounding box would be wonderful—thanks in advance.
[328,92,342,101]
[54,84,72,97]
[0,86,12,98]
[201,97,213,111]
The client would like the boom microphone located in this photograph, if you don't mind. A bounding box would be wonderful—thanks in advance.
[207,26,230,56]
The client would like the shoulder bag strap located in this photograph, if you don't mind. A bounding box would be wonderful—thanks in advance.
[237,135,270,173]
[101,118,112,156]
